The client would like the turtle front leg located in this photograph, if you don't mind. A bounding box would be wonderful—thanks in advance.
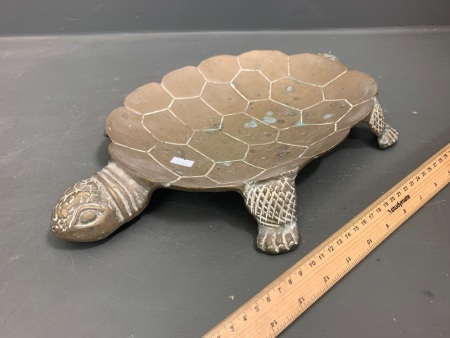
[365,97,399,148]
[51,162,154,242]
[242,171,299,254]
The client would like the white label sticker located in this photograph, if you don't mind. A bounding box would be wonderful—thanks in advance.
[170,156,195,167]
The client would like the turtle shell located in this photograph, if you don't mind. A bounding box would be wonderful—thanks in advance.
[106,51,378,190]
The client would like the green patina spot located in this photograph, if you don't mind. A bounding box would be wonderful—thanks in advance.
[244,119,259,128]
[263,116,277,124]
[296,121,304,127]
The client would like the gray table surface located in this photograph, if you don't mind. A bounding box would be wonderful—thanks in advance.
[1,27,449,338]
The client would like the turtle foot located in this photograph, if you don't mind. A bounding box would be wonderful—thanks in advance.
[378,124,399,149]
[256,223,299,255]
[243,172,300,255]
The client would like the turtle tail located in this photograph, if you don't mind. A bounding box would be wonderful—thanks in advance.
[51,162,153,242]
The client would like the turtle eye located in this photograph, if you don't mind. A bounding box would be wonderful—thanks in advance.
[78,210,102,224]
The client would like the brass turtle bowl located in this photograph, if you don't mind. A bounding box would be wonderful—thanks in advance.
[51,51,398,254]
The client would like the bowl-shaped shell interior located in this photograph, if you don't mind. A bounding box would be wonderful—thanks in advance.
[106,51,377,190]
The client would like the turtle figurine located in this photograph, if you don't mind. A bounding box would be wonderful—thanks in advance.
[51,51,398,254]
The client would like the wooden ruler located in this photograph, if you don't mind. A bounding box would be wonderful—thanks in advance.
[204,143,450,338]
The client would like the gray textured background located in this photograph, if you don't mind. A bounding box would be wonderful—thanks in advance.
[1,0,450,35]
[1,1,449,338]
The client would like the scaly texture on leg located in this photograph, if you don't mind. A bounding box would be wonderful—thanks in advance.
[243,171,299,254]
[366,97,399,148]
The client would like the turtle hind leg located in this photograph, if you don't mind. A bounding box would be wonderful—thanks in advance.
[242,171,299,255]
[365,97,399,148]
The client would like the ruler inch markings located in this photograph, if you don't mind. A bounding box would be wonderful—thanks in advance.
[204,144,450,338]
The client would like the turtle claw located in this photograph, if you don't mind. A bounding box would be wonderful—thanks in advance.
[378,124,399,149]
[257,223,299,255]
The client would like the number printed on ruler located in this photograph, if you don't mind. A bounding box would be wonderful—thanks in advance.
[204,144,449,338]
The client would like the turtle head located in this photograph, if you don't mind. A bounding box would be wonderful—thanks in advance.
[51,177,123,242]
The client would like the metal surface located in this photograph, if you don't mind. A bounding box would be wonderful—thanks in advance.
[1,28,449,337]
